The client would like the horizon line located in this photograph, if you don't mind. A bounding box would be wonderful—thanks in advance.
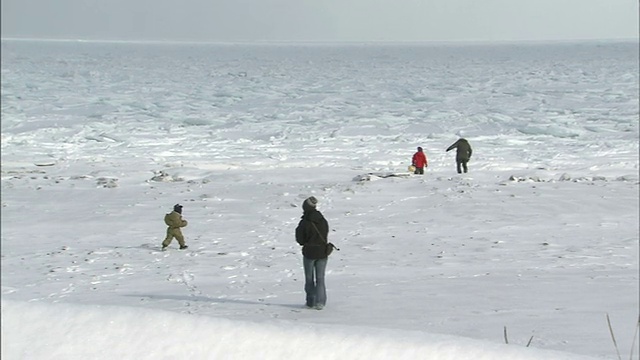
[1,36,638,46]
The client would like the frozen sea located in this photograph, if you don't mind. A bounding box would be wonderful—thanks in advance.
[1,39,639,359]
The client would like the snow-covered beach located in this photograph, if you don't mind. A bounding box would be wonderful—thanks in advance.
[1,39,638,359]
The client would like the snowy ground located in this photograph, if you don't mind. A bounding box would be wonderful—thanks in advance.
[1,39,638,359]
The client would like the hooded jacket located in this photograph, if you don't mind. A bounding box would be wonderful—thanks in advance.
[164,211,188,229]
[446,138,473,161]
[295,204,330,259]
[412,150,428,168]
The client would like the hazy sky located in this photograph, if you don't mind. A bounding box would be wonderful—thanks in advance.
[1,0,638,42]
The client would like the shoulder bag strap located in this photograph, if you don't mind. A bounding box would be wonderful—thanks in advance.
[311,222,340,251]
[310,222,328,244]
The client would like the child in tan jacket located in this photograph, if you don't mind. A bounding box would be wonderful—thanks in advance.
[162,204,188,250]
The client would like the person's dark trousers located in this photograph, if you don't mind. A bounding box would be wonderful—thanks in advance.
[456,160,468,174]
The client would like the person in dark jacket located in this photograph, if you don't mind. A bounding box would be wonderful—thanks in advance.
[411,147,428,174]
[446,138,473,174]
[295,196,330,310]
[162,204,188,250]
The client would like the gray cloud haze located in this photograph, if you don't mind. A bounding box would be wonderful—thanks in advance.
[2,0,638,42]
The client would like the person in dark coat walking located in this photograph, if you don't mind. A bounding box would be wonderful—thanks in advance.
[446,138,473,174]
[295,196,330,310]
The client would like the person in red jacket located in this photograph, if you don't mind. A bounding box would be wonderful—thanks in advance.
[411,147,428,174]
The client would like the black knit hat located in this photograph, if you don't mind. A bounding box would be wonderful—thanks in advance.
[302,196,317,212]
[173,204,183,214]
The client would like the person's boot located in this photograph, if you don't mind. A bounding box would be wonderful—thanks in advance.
[179,245,188,250]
